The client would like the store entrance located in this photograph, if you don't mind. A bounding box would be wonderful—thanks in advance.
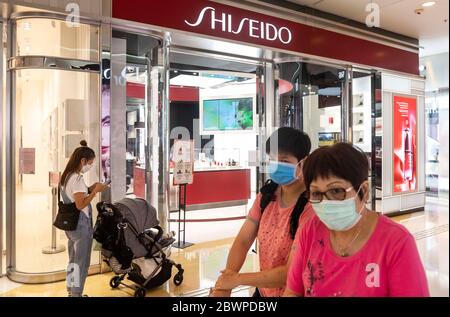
[276,61,346,150]
[275,60,381,211]
[108,30,165,219]
[167,51,264,243]
[7,15,101,283]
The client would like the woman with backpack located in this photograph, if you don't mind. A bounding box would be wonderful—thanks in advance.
[60,140,108,297]
[210,127,314,297]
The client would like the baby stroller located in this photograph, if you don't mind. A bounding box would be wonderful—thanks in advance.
[94,198,184,297]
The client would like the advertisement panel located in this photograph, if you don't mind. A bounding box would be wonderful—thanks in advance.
[173,140,195,185]
[393,95,417,193]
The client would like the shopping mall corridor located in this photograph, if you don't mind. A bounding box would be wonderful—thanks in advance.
[0,197,448,297]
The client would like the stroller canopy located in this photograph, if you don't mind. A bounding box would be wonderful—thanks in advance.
[115,198,159,232]
[114,198,160,258]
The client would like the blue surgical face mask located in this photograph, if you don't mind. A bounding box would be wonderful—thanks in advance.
[268,161,299,185]
[312,186,365,231]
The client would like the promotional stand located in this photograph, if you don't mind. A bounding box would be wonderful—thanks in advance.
[173,184,193,249]
[172,140,195,249]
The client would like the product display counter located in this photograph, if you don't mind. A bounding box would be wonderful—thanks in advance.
[170,167,251,211]
[134,166,251,211]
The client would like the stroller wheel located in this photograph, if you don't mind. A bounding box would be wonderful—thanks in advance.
[134,288,146,298]
[109,276,121,289]
[173,273,183,286]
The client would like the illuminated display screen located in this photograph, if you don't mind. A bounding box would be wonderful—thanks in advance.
[202,98,254,132]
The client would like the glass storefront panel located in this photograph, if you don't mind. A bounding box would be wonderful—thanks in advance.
[168,52,260,215]
[8,17,101,278]
[15,18,99,61]
[276,62,345,150]
[351,71,382,211]
[426,89,449,200]
[276,62,382,210]
[14,69,100,273]
[108,30,161,204]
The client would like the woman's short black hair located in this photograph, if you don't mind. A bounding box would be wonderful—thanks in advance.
[265,127,311,161]
[303,142,369,199]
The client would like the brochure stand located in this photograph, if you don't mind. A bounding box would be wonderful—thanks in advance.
[173,184,194,249]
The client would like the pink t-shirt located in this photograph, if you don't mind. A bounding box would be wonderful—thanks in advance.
[247,189,315,297]
[287,214,430,297]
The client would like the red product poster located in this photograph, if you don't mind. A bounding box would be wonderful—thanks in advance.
[393,95,417,193]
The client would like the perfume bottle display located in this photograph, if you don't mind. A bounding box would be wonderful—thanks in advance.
[403,119,413,182]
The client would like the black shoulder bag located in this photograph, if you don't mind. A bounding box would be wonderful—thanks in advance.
[53,186,81,231]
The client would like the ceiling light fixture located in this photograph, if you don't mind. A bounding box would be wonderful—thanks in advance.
[422,1,436,7]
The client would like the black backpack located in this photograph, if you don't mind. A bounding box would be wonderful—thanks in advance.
[259,179,308,240]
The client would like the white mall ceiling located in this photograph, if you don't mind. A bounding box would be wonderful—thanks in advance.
[287,0,449,56]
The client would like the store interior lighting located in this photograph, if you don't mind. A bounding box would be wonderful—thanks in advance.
[422,1,436,7]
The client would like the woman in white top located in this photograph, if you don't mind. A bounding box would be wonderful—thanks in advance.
[59,140,108,297]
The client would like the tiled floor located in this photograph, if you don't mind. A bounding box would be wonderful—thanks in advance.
[0,238,258,297]
[0,197,448,297]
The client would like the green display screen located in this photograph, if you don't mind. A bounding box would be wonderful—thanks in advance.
[203,98,253,132]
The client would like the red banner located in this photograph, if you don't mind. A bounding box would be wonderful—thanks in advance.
[112,0,418,75]
[393,95,417,193]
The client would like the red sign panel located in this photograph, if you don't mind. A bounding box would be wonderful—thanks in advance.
[393,95,417,193]
[112,0,418,75]
[19,148,36,175]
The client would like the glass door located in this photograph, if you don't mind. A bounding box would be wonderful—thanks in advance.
[350,69,382,211]
[425,89,449,200]
[7,15,101,283]
[108,30,168,226]
[275,61,346,150]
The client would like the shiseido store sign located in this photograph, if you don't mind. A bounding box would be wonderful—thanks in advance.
[184,6,293,45]
[112,0,419,75]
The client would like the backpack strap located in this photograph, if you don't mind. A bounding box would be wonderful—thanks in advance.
[59,185,72,204]
[259,180,308,240]
[259,179,279,215]
[289,192,308,240]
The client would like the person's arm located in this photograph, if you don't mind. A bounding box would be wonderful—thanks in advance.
[210,218,259,297]
[283,239,303,297]
[387,234,430,297]
[224,218,259,272]
[73,183,107,210]
[88,184,96,193]
[216,226,301,290]
[283,221,308,297]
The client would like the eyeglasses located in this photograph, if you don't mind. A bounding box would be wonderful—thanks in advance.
[306,187,354,204]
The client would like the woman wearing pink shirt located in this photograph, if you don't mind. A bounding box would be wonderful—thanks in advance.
[210,127,315,297]
[285,142,429,297]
